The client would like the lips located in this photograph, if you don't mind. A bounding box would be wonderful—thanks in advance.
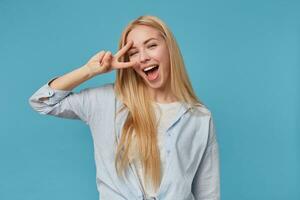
[143,64,159,76]
[142,65,160,81]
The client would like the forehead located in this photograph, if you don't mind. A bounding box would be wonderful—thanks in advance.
[126,25,161,43]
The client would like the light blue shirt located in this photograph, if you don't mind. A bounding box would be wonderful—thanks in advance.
[28,77,221,200]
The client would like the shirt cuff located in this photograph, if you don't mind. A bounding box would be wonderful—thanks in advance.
[33,76,73,106]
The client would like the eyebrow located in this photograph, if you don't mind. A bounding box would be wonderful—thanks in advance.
[128,38,158,50]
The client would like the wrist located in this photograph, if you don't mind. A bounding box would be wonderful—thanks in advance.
[81,65,95,79]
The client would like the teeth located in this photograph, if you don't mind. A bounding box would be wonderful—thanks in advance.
[143,65,158,72]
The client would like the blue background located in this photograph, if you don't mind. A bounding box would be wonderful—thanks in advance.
[1,0,299,199]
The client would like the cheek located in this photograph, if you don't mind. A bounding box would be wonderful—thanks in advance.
[128,56,139,64]
[156,47,169,63]
[132,65,138,72]
[132,65,143,75]
[161,63,171,77]
[158,54,170,68]
[159,54,171,75]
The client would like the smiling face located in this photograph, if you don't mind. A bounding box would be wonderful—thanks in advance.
[126,25,171,91]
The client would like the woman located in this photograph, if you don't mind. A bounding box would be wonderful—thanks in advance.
[29,15,220,200]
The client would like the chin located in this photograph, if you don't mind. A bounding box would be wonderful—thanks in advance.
[145,80,166,90]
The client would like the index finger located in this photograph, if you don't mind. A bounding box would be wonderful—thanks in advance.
[114,60,137,69]
[114,40,133,58]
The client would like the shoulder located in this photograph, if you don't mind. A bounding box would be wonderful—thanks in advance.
[80,82,115,97]
[79,83,116,121]
[84,82,114,92]
[189,104,213,118]
[190,104,218,145]
[75,83,116,112]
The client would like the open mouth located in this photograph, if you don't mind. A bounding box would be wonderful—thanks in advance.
[143,65,159,81]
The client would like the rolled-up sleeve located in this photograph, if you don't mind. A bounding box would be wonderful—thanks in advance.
[28,76,91,125]
[192,116,221,200]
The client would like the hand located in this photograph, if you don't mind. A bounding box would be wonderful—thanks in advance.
[84,40,137,77]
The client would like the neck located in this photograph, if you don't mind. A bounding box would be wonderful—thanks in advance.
[147,83,178,103]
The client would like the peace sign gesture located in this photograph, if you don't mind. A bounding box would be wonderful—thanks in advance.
[84,40,137,77]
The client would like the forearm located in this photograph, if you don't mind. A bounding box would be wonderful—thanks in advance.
[49,65,93,91]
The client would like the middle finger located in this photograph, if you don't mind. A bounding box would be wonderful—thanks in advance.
[114,40,133,58]
[100,51,112,66]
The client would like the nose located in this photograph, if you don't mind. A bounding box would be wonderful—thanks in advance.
[139,50,151,64]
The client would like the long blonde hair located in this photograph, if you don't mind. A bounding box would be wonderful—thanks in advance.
[114,15,204,191]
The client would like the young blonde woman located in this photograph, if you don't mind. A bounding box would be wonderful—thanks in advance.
[29,15,220,200]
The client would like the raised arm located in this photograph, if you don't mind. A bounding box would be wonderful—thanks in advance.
[48,40,137,91]
[28,41,137,124]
